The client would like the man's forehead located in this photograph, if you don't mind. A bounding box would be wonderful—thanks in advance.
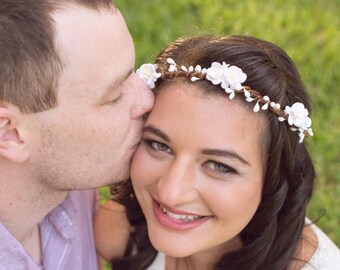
[52,4,135,102]
[52,5,127,64]
[52,0,116,15]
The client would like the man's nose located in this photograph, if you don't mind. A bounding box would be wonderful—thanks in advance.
[131,74,155,119]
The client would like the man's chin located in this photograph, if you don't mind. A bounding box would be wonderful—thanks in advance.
[107,172,130,186]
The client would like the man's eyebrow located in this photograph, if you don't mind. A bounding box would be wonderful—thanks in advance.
[143,125,170,142]
[104,68,134,94]
[201,149,250,166]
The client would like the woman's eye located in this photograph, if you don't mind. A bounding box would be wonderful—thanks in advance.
[144,139,172,154]
[204,161,237,174]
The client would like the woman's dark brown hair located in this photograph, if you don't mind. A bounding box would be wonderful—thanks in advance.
[110,35,315,270]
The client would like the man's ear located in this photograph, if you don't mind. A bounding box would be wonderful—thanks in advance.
[0,102,30,163]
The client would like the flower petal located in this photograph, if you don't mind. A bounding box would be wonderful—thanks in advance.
[191,76,200,82]
[253,101,260,112]
[167,58,176,65]
[261,103,269,110]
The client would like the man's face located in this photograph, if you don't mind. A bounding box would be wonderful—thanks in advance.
[23,6,154,190]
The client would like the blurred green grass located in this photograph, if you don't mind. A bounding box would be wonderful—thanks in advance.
[112,0,340,246]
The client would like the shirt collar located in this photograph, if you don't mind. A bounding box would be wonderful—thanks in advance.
[43,193,76,240]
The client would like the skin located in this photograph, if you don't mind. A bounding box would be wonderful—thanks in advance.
[23,5,155,190]
[94,82,318,269]
[0,5,154,263]
[131,82,265,270]
[94,200,131,262]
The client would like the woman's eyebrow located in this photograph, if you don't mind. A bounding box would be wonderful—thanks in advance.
[143,125,170,142]
[201,149,250,166]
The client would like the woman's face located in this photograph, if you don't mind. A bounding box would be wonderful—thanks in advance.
[131,82,266,258]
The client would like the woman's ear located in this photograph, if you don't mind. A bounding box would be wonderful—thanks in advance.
[0,102,30,163]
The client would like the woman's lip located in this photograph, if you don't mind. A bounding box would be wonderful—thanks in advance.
[154,199,201,216]
[152,199,211,230]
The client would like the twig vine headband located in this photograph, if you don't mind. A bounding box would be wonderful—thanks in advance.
[137,58,313,143]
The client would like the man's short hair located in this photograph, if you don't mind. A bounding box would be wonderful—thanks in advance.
[0,0,115,113]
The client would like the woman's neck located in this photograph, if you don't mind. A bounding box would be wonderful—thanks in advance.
[165,236,243,270]
[166,256,214,270]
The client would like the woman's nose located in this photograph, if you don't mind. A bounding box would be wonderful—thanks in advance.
[157,158,198,207]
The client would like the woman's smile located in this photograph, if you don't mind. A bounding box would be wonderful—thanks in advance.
[152,199,211,230]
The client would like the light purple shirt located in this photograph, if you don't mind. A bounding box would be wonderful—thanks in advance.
[0,190,98,270]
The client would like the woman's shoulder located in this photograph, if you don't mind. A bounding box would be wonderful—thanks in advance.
[301,223,340,269]
[144,224,340,270]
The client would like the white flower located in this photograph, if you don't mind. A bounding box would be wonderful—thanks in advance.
[181,66,188,72]
[206,62,247,94]
[206,62,228,85]
[261,96,270,110]
[136,63,161,89]
[168,64,177,72]
[284,102,312,129]
[253,101,260,112]
[138,60,313,143]
[284,102,313,143]
[191,76,200,82]
[194,65,202,72]
[307,128,313,136]
[270,102,281,110]
[298,132,305,144]
[167,58,176,65]
[222,65,247,91]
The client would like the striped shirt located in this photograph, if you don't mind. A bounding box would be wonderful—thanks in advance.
[0,190,98,270]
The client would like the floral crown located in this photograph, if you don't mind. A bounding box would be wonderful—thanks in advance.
[137,58,313,143]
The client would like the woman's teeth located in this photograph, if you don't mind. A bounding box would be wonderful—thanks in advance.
[160,204,202,222]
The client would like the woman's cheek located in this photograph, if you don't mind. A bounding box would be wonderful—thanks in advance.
[131,145,155,187]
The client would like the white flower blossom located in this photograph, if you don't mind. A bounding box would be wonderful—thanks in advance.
[261,103,269,110]
[167,58,176,65]
[136,64,161,89]
[191,76,200,82]
[181,66,188,72]
[298,132,305,143]
[194,65,202,72]
[244,89,251,98]
[270,102,281,110]
[136,60,313,143]
[284,102,312,129]
[284,102,313,143]
[206,62,228,85]
[261,96,270,110]
[168,64,177,72]
[222,65,247,91]
[253,101,260,112]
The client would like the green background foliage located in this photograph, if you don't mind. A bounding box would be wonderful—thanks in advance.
[113,0,340,246]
